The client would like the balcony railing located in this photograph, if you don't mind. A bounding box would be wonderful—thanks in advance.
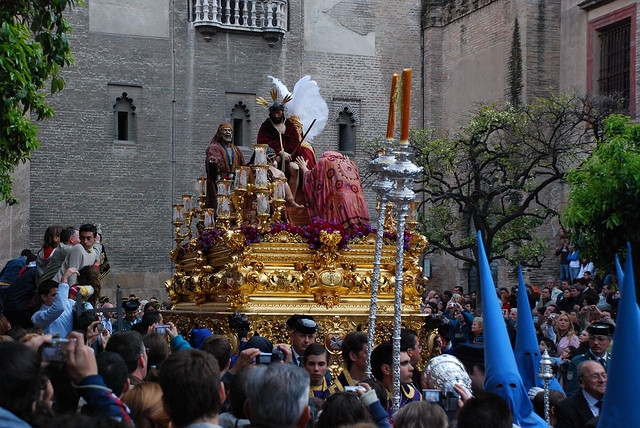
[193,0,287,44]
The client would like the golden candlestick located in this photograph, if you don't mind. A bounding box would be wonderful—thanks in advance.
[234,188,247,226]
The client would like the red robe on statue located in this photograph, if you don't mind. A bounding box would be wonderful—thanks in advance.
[205,141,246,208]
[302,151,370,228]
[257,118,316,168]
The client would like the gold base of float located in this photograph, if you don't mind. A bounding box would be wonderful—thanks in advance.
[164,220,436,367]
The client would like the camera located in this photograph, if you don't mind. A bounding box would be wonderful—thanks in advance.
[95,322,104,333]
[256,347,285,364]
[42,338,70,362]
[422,383,459,420]
[344,386,366,394]
[155,325,171,335]
[441,382,460,414]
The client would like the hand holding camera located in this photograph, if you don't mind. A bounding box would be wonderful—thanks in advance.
[65,331,98,383]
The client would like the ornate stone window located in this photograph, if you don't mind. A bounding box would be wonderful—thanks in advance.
[113,92,137,144]
[333,101,360,155]
[231,101,251,147]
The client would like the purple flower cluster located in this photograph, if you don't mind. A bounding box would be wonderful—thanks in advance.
[174,219,413,262]
[270,222,305,236]
[196,229,223,253]
[383,229,413,251]
[345,223,375,240]
[240,225,261,245]
[304,218,349,250]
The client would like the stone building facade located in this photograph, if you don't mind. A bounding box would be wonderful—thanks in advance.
[0,0,637,297]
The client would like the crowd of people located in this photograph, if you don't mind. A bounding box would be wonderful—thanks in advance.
[0,98,625,427]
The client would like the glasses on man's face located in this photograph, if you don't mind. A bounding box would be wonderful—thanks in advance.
[589,335,610,342]
[584,372,607,381]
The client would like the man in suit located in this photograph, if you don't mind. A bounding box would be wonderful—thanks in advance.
[554,360,606,428]
[287,314,318,367]
[564,320,614,396]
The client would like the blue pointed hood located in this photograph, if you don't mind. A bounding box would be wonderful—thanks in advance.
[515,265,564,393]
[598,244,640,426]
[615,254,624,287]
[477,232,547,427]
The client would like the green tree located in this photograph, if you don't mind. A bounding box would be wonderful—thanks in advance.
[0,0,82,205]
[411,93,615,270]
[563,114,640,269]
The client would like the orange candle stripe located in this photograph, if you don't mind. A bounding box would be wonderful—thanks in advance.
[386,73,400,139]
[400,68,412,142]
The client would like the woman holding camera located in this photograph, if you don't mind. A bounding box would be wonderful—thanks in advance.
[543,311,580,357]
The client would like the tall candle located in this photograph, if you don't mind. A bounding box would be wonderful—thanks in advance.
[386,73,400,139]
[400,68,412,142]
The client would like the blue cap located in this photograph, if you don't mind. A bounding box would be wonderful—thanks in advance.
[477,232,547,427]
[190,328,213,349]
[598,243,640,426]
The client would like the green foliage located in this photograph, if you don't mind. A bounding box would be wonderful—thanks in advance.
[564,114,640,266]
[0,0,82,205]
[409,92,615,268]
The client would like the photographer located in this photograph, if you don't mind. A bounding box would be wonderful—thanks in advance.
[0,332,132,426]
[445,302,475,347]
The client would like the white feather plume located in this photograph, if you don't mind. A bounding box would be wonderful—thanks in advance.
[268,75,291,100]
[267,75,328,142]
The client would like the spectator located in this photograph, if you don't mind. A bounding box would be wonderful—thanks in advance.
[457,392,513,428]
[121,382,171,428]
[54,224,100,286]
[2,253,38,329]
[218,366,254,428]
[160,348,226,428]
[554,361,606,427]
[31,268,78,336]
[543,311,580,357]
[38,226,79,285]
[0,249,32,288]
[96,351,130,397]
[143,333,169,382]
[0,333,132,426]
[394,401,448,428]
[244,363,311,428]
[106,331,148,388]
[315,392,373,428]
[35,226,63,283]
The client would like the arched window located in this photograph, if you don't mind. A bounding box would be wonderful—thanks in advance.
[337,107,356,154]
[113,92,136,143]
[231,101,251,147]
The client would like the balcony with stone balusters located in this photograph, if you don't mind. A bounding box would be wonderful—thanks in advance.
[193,0,287,46]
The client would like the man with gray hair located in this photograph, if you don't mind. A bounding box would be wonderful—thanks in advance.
[245,363,310,428]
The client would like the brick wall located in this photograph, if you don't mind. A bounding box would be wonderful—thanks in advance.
[2,0,423,299]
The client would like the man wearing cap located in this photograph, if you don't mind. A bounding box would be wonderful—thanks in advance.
[206,122,246,209]
[113,299,141,332]
[564,320,614,396]
[286,314,318,367]
[257,103,303,200]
